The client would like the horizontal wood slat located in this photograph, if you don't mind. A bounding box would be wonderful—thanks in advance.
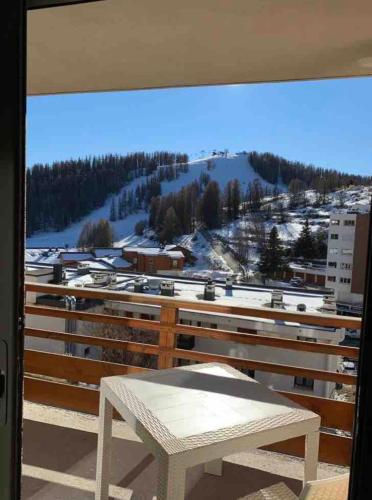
[176,323,359,358]
[26,304,160,331]
[25,327,159,355]
[25,282,362,329]
[24,376,100,416]
[174,348,357,385]
[277,391,354,432]
[263,432,352,467]
[25,349,150,385]
[23,377,352,466]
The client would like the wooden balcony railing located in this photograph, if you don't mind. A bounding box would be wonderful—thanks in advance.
[24,282,361,467]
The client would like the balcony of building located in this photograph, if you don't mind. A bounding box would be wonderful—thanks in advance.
[22,281,360,499]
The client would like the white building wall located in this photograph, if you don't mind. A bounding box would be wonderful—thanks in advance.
[106,300,343,399]
[326,212,363,305]
[25,268,66,354]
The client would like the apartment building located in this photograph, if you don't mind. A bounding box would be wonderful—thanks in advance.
[326,211,370,314]
[25,263,347,399]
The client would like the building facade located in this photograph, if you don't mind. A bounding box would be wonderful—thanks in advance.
[326,211,370,314]
[122,247,185,273]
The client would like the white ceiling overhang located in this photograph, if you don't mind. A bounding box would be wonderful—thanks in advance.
[28,0,372,95]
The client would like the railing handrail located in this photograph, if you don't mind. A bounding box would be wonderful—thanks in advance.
[25,282,362,329]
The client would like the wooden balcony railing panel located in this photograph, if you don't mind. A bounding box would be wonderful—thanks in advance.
[24,326,357,386]
[263,432,352,467]
[24,281,361,466]
[277,391,354,432]
[25,304,160,331]
[24,376,100,416]
[25,328,159,355]
[174,348,357,385]
[25,350,151,385]
[158,306,178,369]
[176,323,359,358]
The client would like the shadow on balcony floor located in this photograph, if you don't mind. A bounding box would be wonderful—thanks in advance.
[21,402,348,500]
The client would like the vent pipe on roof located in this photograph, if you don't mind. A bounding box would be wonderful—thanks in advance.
[160,280,174,297]
[225,276,234,290]
[134,278,145,293]
[271,290,283,309]
[53,263,63,284]
[204,279,215,301]
[77,263,90,276]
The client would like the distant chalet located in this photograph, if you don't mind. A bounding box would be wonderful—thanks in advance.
[29,245,187,274]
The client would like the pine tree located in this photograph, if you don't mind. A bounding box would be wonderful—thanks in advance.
[314,228,328,259]
[77,219,114,248]
[293,218,317,259]
[224,179,241,221]
[248,179,263,212]
[159,207,182,243]
[259,226,287,279]
[109,197,117,222]
[200,181,222,229]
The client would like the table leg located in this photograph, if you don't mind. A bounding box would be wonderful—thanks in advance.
[95,393,113,500]
[157,458,186,500]
[204,458,223,476]
[304,430,319,485]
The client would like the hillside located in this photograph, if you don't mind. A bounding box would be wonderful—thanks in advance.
[26,153,277,247]
[26,152,371,265]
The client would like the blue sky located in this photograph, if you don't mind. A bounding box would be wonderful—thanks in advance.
[27,77,372,176]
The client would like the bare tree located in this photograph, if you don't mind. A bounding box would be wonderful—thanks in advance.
[233,222,250,264]
[336,189,347,208]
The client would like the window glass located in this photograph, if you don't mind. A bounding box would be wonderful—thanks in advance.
[294,376,314,390]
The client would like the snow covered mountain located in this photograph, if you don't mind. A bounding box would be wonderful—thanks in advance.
[26,153,279,248]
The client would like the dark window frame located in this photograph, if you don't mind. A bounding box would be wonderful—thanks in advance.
[1,2,370,498]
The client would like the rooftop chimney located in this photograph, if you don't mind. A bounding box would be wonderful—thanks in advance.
[225,276,234,290]
[322,294,337,314]
[77,263,90,276]
[53,263,63,284]
[160,280,175,297]
[204,279,215,301]
[134,277,146,293]
[271,290,283,309]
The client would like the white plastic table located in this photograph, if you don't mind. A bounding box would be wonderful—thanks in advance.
[95,363,320,500]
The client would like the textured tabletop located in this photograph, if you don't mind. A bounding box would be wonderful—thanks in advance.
[102,363,319,455]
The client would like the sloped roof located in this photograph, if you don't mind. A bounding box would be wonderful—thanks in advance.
[94,248,123,258]
[96,256,132,269]
[59,252,94,261]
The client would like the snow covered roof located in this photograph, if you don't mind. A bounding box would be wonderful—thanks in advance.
[123,247,184,259]
[94,248,124,258]
[59,267,325,315]
[96,256,132,269]
[78,260,115,271]
[59,252,94,261]
[289,263,326,274]
[25,249,60,265]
